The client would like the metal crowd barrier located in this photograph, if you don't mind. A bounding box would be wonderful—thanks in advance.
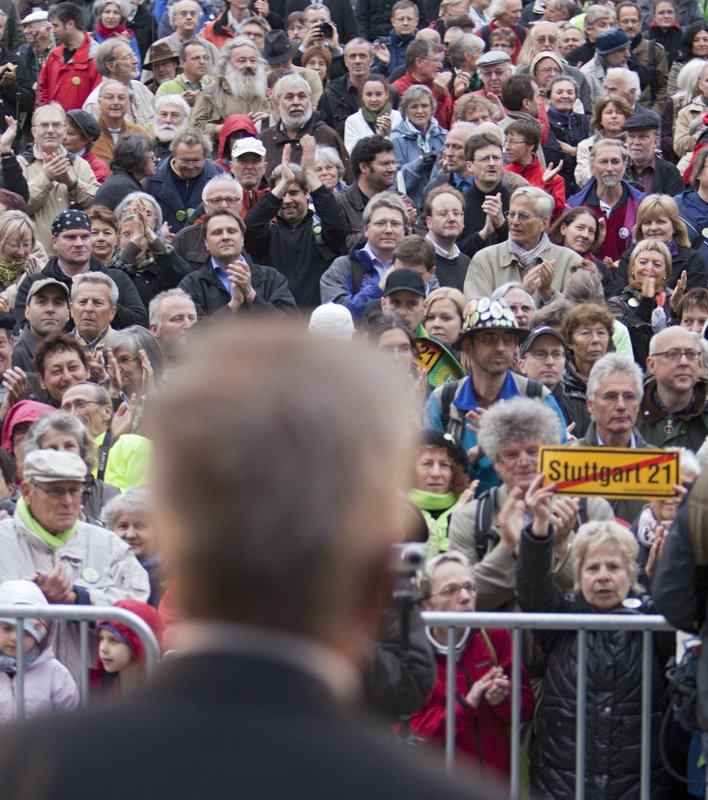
[421,610,677,800]
[0,604,161,719]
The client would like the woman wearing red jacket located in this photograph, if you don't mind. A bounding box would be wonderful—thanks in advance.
[410,551,534,776]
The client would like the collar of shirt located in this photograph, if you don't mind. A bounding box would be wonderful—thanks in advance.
[451,172,472,193]
[426,232,460,259]
[453,369,519,412]
[211,257,232,295]
[596,430,637,447]
[587,182,628,215]
[169,621,361,703]
[361,242,392,278]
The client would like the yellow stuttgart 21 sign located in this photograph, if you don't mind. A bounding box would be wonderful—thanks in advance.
[537,447,681,500]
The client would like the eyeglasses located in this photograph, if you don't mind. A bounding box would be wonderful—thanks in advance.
[476,331,518,346]
[206,196,241,206]
[62,399,103,411]
[32,483,83,500]
[434,581,477,598]
[505,138,528,147]
[526,349,565,361]
[115,355,140,366]
[504,210,535,222]
[496,447,540,465]
[650,348,702,362]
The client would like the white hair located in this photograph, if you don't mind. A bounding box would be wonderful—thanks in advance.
[155,93,190,118]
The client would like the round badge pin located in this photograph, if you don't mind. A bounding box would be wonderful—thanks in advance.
[619,227,629,239]
[623,598,642,609]
[71,76,81,85]
[82,567,99,584]
[628,297,640,307]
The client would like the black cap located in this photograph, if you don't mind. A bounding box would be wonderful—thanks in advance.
[383,268,426,298]
[622,110,661,132]
[263,30,299,64]
[419,429,469,472]
[66,109,100,142]
[519,325,565,358]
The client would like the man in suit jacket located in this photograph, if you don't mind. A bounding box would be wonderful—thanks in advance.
[0,316,504,800]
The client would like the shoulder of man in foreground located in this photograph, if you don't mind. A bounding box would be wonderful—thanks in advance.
[0,650,505,800]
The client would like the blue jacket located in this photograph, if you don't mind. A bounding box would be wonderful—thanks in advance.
[148,157,224,234]
[424,371,567,494]
[319,247,384,321]
[675,189,708,271]
[391,119,448,209]
[372,30,415,78]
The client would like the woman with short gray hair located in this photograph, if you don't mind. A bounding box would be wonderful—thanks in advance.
[391,84,447,208]
[314,145,346,192]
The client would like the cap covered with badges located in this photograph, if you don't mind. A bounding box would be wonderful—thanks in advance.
[453,297,530,348]
[51,210,91,237]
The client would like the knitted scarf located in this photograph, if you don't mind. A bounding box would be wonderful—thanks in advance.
[95,21,130,39]
[409,488,457,511]
[507,232,551,269]
[17,497,78,550]
[400,116,439,154]
[0,260,26,289]
[362,101,392,132]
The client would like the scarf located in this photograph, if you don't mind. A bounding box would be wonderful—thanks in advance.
[95,21,130,39]
[400,116,439,154]
[0,260,26,289]
[507,232,551,270]
[409,488,457,511]
[17,497,78,550]
[0,648,40,674]
[362,101,392,133]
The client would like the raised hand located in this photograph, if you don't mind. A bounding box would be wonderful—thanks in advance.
[542,160,564,182]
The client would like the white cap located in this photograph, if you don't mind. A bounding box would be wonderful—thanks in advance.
[231,137,267,160]
[22,9,49,24]
[308,304,355,341]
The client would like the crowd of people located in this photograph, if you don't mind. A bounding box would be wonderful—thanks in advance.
[0,0,704,796]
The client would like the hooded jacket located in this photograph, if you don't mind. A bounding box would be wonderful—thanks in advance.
[0,580,79,722]
[38,33,101,111]
[216,114,258,165]
[0,400,54,456]
[391,117,448,209]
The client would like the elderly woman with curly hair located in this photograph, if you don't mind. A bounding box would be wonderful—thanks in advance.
[391,85,448,208]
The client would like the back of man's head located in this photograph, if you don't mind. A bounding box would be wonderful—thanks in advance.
[147,322,416,654]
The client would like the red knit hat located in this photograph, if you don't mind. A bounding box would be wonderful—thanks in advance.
[97,599,162,665]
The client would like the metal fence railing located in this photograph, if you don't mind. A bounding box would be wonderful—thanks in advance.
[421,611,680,800]
[0,605,161,719]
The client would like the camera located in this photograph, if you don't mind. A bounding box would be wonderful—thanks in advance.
[374,36,391,46]
[317,21,334,38]
[390,543,426,579]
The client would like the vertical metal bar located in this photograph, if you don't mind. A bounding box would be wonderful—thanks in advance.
[15,616,25,721]
[640,630,653,800]
[575,628,587,800]
[445,625,457,770]
[510,627,522,800]
[79,620,89,706]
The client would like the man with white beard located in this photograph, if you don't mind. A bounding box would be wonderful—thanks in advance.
[192,37,270,143]
[152,95,190,164]
[260,74,351,180]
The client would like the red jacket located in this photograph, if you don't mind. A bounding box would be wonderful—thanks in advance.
[505,155,565,223]
[38,34,101,111]
[83,151,111,184]
[410,627,534,775]
[392,70,453,130]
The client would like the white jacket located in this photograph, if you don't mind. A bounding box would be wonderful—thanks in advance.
[0,513,149,681]
[343,108,402,155]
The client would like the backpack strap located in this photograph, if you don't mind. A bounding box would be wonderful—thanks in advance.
[474,487,499,562]
[439,379,460,431]
[350,258,364,295]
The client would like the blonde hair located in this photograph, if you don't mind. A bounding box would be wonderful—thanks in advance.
[0,211,35,254]
[425,287,465,318]
[572,520,641,595]
[627,239,671,291]
[633,193,690,248]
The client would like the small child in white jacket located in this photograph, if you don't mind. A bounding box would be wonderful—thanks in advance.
[0,580,79,723]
